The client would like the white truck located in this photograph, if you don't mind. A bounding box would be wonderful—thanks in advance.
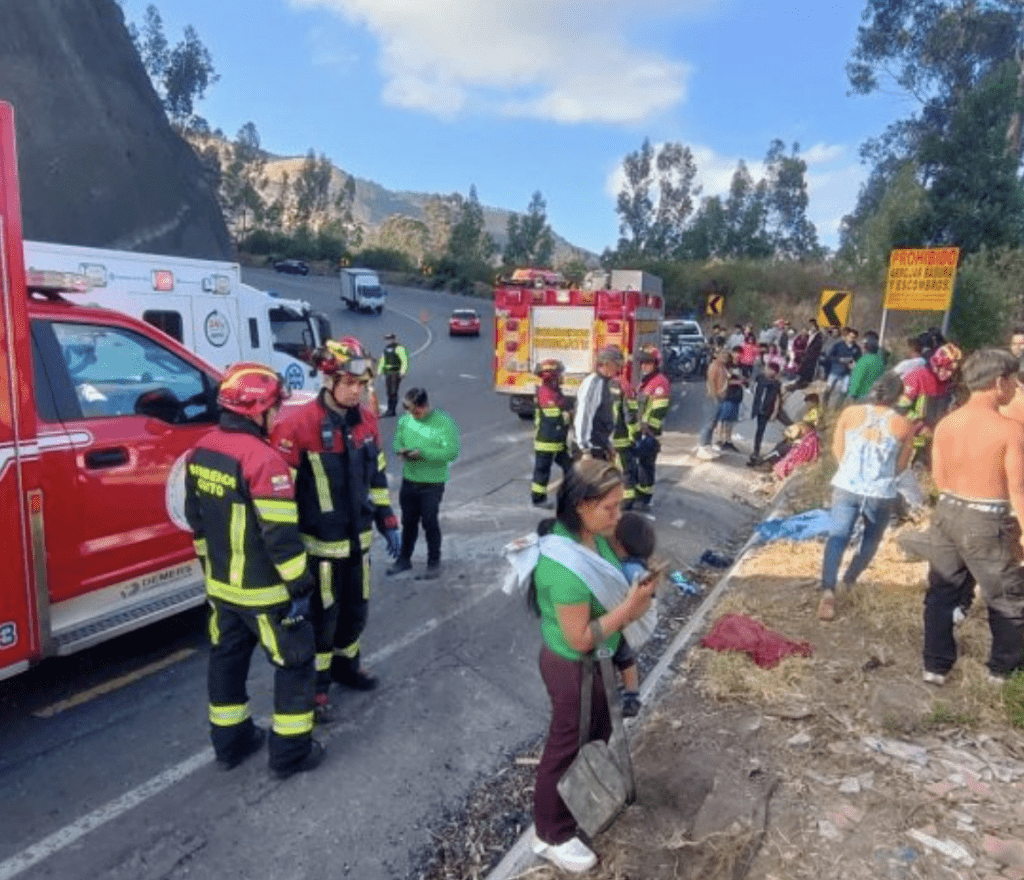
[340,267,386,313]
[23,241,330,392]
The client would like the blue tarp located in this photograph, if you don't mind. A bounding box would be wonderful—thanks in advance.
[752,509,832,545]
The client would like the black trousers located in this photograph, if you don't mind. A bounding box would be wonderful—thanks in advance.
[531,448,571,502]
[309,550,371,690]
[207,598,315,771]
[752,414,771,458]
[384,373,402,413]
[634,439,659,502]
[399,479,445,564]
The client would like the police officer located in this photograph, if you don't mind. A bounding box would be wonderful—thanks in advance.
[378,332,409,417]
[185,362,323,780]
[273,339,402,715]
[633,345,672,510]
[531,359,573,507]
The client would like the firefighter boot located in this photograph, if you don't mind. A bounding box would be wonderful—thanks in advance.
[216,725,267,771]
[271,739,325,781]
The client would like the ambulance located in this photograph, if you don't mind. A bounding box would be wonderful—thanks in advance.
[0,102,225,680]
[23,240,329,393]
[493,268,664,417]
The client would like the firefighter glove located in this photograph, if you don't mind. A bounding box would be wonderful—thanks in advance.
[385,528,402,560]
[281,595,311,629]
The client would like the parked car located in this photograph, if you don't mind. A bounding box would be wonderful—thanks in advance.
[449,308,481,337]
[273,258,310,275]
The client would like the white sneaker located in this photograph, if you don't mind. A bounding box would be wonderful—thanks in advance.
[532,835,597,873]
[695,446,721,461]
[711,443,723,453]
[952,607,966,626]
[922,670,947,686]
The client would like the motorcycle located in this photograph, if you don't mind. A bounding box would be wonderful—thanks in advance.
[664,342,709,380]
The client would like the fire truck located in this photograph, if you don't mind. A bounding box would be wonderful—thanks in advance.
[0,102,223,680]
[493,268,664,417]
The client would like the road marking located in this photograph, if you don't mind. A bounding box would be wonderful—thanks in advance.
[0,586,500,880]
[32,648,197,718]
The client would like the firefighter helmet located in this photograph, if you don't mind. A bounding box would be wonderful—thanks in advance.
[312,338,374,378]
[217,362,289,417]
[638,344,661,366]
[930,343,962,374]
[535,358,564,378]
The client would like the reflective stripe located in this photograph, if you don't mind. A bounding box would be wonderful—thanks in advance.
[193,537,207,557]
[208,600,220,644]
[256,613,284,665]
[360,530,373,551]
[540,406,562,417]
[531,482,548,495]
[254,497,298,524]
[622,486,636,500]
[316,652,332,673]
[229,503,246,588]
[336,642,359,660]
[273,711,314,737]
[613,437,633,448]
[362,553,370,601]
[277,551,307,583]
[309,453,334,513]
[303,535,351,558]
[209,702,250,727]
[207,578,290,607]
[370,487,390,506]
[319,560,334,609]
[377,451,387,471]
[534,440,564,453]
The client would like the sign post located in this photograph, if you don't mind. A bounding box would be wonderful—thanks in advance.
[880,247,959,348]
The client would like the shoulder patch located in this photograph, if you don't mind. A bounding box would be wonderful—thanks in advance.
[270,473,293,494]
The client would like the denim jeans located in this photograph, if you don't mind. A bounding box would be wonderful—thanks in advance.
[821,488,894,590]
[699,400,727,446]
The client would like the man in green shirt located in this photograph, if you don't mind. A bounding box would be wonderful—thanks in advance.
[387,387,461,579]
[848,331,887,401]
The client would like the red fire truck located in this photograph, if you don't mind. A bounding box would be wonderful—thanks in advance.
[0,102,223,680]
[493,268,664,417]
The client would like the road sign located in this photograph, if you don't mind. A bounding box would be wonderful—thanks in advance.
[817,289,852,329]
[705,293,725,316]
[884,247,959,311]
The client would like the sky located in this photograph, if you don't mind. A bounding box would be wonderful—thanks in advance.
[118,0,916,256]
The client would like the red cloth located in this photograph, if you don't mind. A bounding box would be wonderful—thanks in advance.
[700,612,813,669]
[773,429,821,479]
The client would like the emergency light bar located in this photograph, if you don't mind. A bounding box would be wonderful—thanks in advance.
[25,268,92,293]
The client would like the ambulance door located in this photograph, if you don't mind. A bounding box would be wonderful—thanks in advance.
[30,316,218,613]
[189,291,241,371]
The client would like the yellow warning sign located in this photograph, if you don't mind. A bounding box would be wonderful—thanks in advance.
[705,293,725,316]
[884,248,959,311]
[817,290,853,329]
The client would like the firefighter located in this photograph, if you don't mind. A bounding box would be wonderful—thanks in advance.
[378,332,409,417]
[272,338,402,715]
[531,358,573,507]
[611,360,639,508]
[633,344,672,510]
[185,362,323,780]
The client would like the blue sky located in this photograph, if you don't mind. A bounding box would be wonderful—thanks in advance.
[119,0,914,255]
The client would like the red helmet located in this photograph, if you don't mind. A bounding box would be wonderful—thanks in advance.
[218,362,289,417]
[535,358,564,378]
[312,338,374,378]
[638,344,661,366]
[929,343,962,374]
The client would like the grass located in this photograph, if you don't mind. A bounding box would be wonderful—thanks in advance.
[1001,670,1024,728]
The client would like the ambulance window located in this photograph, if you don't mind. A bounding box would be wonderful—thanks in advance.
[48,321,216,424]
[143,310,184,343]
[249,318,259,349]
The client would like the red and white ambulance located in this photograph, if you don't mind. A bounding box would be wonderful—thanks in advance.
[493,268,664,417]
[0,102,222,680]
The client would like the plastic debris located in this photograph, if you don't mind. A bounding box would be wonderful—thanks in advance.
[752,509,832,545]
[670,570,703,595]
[861,736,929,766]
[699,549,733,568]
[906,829,975,867]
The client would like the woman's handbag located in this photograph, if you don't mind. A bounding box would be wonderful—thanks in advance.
[556,621,636,838]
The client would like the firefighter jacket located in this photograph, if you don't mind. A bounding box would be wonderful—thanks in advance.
[378,343,409,376]
[636,370,671,437]
[533,382,572,453]
[611,377,638,450]
[185,413,311,609]
[272,391,398,560]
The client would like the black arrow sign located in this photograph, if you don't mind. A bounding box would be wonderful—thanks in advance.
[820,291,848,328]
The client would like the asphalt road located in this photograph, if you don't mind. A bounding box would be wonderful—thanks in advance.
[0,269,766,880]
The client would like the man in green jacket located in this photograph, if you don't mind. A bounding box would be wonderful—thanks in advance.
[386,387,461,579]
[848,331,886,402]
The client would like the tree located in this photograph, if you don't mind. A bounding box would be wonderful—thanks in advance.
[764,140,822,260]
[221,122,267,238]
[127,5,219,130]
[723,161,772,259]
[614,138,699,260]
[377,215,430,266]
[292,150,333,228]
[445,185,495,266]
[503,191,555,267]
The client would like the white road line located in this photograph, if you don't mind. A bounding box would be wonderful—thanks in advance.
[0,582,501,880]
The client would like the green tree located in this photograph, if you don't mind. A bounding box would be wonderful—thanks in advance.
[221,122,267,237]
[504,191,555,268]
[764,140,821,260]
[292,150,333,228]
[615,138,699,259]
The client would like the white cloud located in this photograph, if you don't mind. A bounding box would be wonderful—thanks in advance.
[291,0,702,123]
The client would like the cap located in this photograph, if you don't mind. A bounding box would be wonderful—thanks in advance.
[595,345,624,366]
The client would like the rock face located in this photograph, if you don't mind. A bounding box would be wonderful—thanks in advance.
[0,0,231,259]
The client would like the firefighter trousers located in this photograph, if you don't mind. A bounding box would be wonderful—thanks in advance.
[615,445,636,503]
[310,551,371,689]
[207,598,316,771]
[531,448,571,502]
[634,439,660,504]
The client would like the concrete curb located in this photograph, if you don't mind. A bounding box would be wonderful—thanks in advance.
[485,479,793,880]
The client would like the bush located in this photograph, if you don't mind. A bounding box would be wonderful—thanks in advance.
[354,247,417,273]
